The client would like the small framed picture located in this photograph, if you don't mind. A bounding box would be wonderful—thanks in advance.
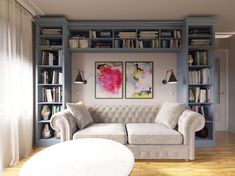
[125,61,153,99]
[95,62,123,99]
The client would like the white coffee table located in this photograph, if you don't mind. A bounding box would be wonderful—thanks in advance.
[20,138,134,176]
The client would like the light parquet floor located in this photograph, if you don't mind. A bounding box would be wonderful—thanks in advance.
[3,131,235,176]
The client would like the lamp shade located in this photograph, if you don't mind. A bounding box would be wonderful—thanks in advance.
[74,70,87,84]
[168,71,177,83]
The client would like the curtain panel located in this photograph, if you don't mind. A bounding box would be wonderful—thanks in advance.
[0,0,33,173]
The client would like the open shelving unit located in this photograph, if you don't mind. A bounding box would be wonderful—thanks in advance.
[67,21,182,53]
[34,17,215,147]
[177,17,216,147]
[35,17,71,147]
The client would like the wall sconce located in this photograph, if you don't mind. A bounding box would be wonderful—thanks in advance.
[162,69,177,84]
[74,70,87,84]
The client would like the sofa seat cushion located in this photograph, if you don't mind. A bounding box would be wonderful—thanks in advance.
[126,123,183,145]
[73,123,127,144]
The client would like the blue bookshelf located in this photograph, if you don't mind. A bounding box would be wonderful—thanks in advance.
[34,16,216,147]
[177,17,216,147]
[35,17,71,147]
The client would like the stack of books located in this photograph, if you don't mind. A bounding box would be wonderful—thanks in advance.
[118,32,136,39]
[138,31,158,39]
[189,39,211,46]
[41,28,62,35]
[40,71,62,84]
[190,105,205,117]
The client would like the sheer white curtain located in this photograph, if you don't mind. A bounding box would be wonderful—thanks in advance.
[0,0,33,173]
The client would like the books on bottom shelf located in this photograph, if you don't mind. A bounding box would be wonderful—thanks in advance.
[188,68,210,84]
[188,87,211,103]
[136,40,160,48]
[42,87,62,102]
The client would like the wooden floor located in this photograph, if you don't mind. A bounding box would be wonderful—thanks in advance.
[3,131,235,176]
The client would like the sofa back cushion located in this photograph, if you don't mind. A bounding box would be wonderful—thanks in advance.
[67,102,94,129]
[155,102,185,129]
[88,105,159,123]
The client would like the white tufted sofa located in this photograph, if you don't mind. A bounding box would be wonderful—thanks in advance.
[51,105,205,160]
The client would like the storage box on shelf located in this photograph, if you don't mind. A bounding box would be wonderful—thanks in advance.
[35,17,71,147]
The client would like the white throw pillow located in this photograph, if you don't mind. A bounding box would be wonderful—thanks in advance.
[66,102,94,129]
[155,102,185,129]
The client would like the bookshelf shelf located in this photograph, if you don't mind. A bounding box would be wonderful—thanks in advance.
[38,65,62,68]
[38,102,63,105]
[188,102,212,105]
[39,34,63,39]
[38,120,51,123]
[38,45,63,50]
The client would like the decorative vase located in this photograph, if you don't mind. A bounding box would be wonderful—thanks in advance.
[188,55,194,66]
[188,89,195,102]
[42,124,51,138]
[41,105,51,120]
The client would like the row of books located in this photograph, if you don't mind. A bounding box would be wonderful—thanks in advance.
[41,39,62,46]
[40,71,63,84]
[41,50,62,66]
[41,28,62,35]
[188,87,211,103]
[90,30,112,38]
[41,87,62,102]
[188,68,210,84]
[161,39,182,48]
[68,37,89,48]
[93,41,112,48]
[161,30,181,38]
[189,51,208,65]
[190,105,206,117]
[189,39,211,46]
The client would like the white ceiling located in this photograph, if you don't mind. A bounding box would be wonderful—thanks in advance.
[30,0,235,32]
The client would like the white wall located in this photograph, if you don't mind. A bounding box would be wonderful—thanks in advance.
[71,53,177,105]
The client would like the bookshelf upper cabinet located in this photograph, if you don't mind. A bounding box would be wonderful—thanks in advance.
[67,21,182,53]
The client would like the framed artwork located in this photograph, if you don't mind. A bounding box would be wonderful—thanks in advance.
[95,62,123,99]
[125,61,153,99]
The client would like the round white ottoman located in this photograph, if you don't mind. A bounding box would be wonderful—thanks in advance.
[20,138,134,176]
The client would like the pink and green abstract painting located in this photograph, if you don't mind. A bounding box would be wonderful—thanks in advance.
[125,61,153,99]
[95,62,123,98]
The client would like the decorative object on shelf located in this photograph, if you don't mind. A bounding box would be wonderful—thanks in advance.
[74,70,87,84]
[125,61,153,99]
[188,89,195,102]
[162,69,177,84]
[95,62,123,99]
[41,105,51,120]
[42,124,51,138]
[196,127,208,138]
[188,55,194,66]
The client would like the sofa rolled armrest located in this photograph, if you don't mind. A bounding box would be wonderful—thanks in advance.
[50,109,78,142]
[178,110,205,160]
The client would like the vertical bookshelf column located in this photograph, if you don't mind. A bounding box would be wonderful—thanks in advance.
[35,17,70,147]
[186,17,216,147]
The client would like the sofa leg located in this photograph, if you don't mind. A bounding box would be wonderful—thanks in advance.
[185,159,189,162]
